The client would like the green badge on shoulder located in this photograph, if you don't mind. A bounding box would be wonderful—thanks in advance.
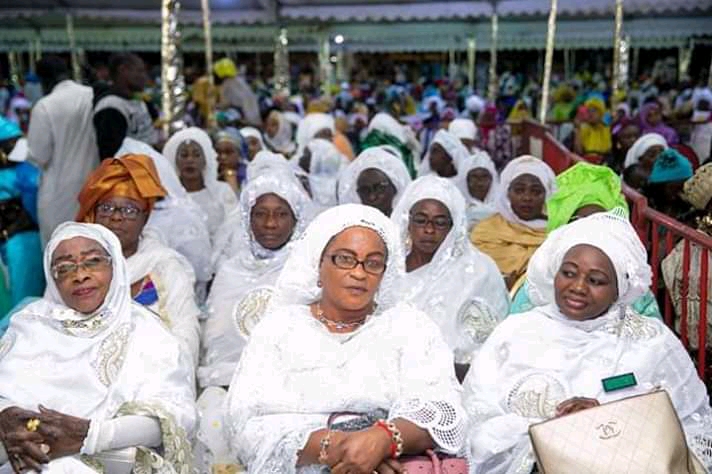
[602,372,637,393]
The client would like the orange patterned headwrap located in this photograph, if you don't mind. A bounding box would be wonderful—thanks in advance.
[77,154,167,223]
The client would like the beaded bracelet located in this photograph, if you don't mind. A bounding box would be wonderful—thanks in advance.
[318,431,332,464]
[374,419,404,459]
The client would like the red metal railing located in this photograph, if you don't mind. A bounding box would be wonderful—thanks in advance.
[521,119,712,381]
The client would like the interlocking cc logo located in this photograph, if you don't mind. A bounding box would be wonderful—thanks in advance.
[596,421,621,440]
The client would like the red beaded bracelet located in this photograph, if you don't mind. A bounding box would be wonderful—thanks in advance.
[373,419,404,459]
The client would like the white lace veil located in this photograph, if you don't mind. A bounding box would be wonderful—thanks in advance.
[272,204,405,309]
[337,146,412,208]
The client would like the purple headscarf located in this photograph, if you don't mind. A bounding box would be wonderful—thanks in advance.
[639,101,679,145]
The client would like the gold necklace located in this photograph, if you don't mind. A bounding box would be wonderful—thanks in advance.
[315,303,367,330]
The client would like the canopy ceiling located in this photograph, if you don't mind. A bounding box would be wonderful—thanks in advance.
[0,0,710,52]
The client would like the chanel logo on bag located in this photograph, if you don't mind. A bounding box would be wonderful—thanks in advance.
[596,421,621,440]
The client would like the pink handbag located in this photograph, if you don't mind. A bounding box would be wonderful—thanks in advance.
[399,449,469,474]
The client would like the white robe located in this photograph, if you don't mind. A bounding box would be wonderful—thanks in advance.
[189,183,239,240]
[225,302,467,473]
[27,80,99,245]
[0,304,196,473]
[127,232,202,365]
[463,305,712,474]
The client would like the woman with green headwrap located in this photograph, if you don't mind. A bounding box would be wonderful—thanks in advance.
[509,162,662,318]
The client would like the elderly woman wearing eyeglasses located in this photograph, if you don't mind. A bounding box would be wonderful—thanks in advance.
[0,222,196,474]
[391,176,509,380]
[225,204,467,473]
[75,154,202,366]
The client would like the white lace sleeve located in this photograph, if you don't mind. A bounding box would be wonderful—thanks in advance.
[390,309,467,455]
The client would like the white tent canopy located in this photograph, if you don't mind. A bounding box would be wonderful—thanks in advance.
[0,0,710,52]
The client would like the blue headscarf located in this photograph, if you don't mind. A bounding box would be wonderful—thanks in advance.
[0,116,22,143]
[648,148,693,184]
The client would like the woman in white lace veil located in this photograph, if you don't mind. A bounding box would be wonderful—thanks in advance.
[455,150,500,231]
[391,175,509,369]
[264,110,296,156]
[0,222,195,473]
[298,138,349,208]
[337,146,412,216]
[463,209,712,474]
[226,204,467,473]
[417,129,468,180]
[162,127,239,240]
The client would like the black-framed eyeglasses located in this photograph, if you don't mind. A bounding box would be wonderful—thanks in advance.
[327,253,387,275]
[51,255,112,280]
[409,213,452,230]
[95,203,145,221]
[357,182,391,197]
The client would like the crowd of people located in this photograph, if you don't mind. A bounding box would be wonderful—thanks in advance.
[0,50,711,473]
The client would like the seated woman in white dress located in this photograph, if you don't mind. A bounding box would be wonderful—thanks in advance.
[391,175,509,377]
[463,210,712,474]
[76,154,201,365]
[200,169,312,389]
[0,222,196,474]
[455,151,499,231]
[163,127,238,240]
[337,146,412,217]
[226,204,467,473]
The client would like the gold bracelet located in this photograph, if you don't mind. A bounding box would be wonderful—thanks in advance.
[318,431,332,464]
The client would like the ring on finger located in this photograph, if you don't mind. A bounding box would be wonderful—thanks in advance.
[40,443,51,454]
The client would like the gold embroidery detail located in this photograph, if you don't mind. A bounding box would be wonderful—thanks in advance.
[234,287,274,339]
[459,299,498,344]
[94,323,131,386]
[507,373,566,419]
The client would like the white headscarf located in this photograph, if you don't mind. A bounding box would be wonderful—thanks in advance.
[264,111,295,156]
[497,155,557,230]
[456,151,499,226]
[305,138,349,207]
[162,127,221,195]
[337,146,412,209]
[418,129,469,178]
[368,112,408,144]
[465,95,485,115]
[624,133,668,168]
[39,222,130,337]
[295,113,335,151]
[527,208,652,308]
[240,126,266,150]
[272,203,405,310]
[448,118,478,141]
[246,150,294,182]
[391,176,509,362]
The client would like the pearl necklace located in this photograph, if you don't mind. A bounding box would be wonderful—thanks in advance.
[315,303,367,330]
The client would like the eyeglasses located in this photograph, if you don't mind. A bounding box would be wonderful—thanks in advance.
[328,253,387,275]
[409,213,452,230]
[95,203,145,220]
[356,182,391,197]
[51,255,112,280]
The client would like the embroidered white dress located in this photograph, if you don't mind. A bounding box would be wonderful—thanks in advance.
[226,303,467,473]
[392,176,510,364]
[0,223,196,474]
[463,305,712,474]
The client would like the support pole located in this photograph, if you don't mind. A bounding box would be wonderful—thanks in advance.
[200,0,216,129]
[318,34,331,98]
[161,0,186,135]
[612,0,624,102]
[274,27,290,95]
[488,13,498,101]
[539,0,558,124]
[467,37,477,91]
[65,14,81,82]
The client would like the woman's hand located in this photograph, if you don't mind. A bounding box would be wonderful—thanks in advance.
[35,405,90,460]
[326,427,392,474]
[374,458,406,474]
[0,406,50,473]
[555,397,600,417]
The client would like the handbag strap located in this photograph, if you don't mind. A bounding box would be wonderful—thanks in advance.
[425,449,442,474]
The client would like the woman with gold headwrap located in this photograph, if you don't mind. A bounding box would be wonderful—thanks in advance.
[76,154,201,365]
[574,97,612,159]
